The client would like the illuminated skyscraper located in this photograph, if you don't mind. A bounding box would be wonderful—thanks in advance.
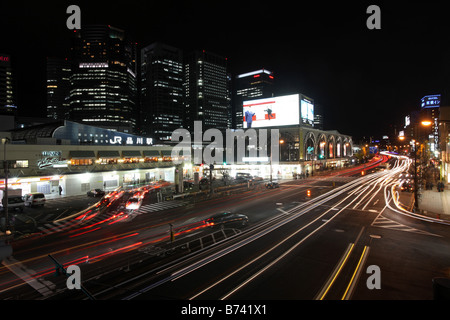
[69,25,137,133]
[0,54,17,115]
[234,69,274,129]
[46,57,71,120]
[184,50,230,132]
[140,43,184,143]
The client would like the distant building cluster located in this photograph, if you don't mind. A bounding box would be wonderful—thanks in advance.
[0,25,354,199]
[1,25,327,144]
[394,94,450,184]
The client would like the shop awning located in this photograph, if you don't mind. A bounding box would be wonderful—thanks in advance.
[98,150,120,158]
[122,150,142,157]
[69,150,96,159]
[143,150,161,157]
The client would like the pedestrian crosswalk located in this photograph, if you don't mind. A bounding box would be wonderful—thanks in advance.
[371,214,440,236]
[35,200,189,235]
[136,200,188,214]
[37,219,80,235]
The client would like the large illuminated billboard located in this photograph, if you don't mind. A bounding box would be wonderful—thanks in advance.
[300,97,314,125]
[242,94,300,128]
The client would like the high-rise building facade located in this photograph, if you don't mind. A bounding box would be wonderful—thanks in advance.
[140,43,184,143]
[184,50,230,132]
[69,25,137,133]
[46,57,71,120]
[234,69,274,129]
[0,54,17,115]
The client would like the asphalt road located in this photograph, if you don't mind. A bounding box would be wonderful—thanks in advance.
[1,156,449,304]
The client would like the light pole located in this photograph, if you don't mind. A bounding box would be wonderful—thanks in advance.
[2,138,10,235]
[399,120,432,211]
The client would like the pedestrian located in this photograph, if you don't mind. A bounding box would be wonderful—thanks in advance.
[438,181,444,192]
[58,185,62,195]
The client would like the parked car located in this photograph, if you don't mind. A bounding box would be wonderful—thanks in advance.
[204,212,249,229]
[0,195,25,212]
[265,181,280,189]
[87,189,106,197]
[23,192,46,207]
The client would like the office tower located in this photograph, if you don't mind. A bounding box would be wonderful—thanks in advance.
[234,69,275,129]
[0,54,17,115]
[184,50,230,132]
[226,73,233,129]
[46,57,71,120]
[140,43,184,143]
[69,25,137,133]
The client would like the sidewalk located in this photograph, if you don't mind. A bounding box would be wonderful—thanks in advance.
[418,187,450,220]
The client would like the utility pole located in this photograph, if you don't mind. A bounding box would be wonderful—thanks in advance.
[2,138,10,235]
[209,164,214,195]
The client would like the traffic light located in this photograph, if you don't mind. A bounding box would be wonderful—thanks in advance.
[307,189,311,197]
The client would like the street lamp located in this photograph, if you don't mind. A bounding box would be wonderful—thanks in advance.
[410,120,432,211]
[279,139,284,162]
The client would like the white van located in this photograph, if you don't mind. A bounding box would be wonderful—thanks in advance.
[23,193,46,207]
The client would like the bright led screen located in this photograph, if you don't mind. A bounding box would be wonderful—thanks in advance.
[242,94,300,128]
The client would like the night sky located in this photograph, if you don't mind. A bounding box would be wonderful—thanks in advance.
[1,1,449,141]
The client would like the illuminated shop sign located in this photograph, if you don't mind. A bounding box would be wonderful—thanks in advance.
[109,136,153,145]
[421,94,441,108]
[38,151,67,169]
[79,62,109,68]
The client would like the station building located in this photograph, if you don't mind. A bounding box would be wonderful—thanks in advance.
[0,120,183,197]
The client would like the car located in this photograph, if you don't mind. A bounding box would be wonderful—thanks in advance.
[400,182,414,192]
[204,212,249,229]
[87,189,106,197]
[399,172,411,179]
[265,181,280,189]
[0,195,25,212]
[125,197,143,210]
[235,173,253,183]
[23,192,46,207]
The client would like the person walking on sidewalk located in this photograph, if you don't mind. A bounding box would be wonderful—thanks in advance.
[437,180,445,192]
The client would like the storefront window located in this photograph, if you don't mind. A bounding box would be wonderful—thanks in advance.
[123,157,139,164]
[98,158,118,164]
[14,160,29,168]
[70,159,93,166]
